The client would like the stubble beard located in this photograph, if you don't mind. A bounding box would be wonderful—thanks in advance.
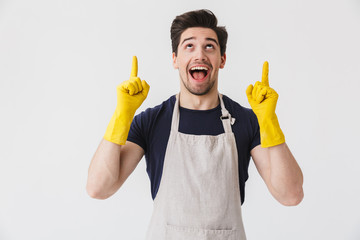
[180,72,216,96]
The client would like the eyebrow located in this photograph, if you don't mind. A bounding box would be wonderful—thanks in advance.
[181,37,219,46]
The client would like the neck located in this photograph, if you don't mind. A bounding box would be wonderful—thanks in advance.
[179,86,219,110]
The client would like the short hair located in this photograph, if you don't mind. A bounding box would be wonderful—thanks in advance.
[170,9,228,56]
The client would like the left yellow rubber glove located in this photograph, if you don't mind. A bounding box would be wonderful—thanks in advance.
[104,56,150,145]
[246,61,285,148]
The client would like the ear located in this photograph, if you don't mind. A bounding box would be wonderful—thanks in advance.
[172,52,179,69]
[220,53,226,69]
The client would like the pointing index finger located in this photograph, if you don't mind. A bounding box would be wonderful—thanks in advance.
[261,61,269,87]
[130,56,138,77]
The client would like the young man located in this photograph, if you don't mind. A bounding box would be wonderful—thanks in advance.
[87,9,304,239]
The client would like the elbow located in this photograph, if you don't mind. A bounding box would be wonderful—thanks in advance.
[280,188,304,206]
[86,184,111,200]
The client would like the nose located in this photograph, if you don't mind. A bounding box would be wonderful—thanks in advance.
[194,48,207,62]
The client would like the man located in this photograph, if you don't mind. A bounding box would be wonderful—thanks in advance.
[86,9,304,239]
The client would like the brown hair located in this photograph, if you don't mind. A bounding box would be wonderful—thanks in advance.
[170,9,228,56]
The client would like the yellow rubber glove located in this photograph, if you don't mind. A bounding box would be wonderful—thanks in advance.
[104,56,150,145]
[246,61,285,148]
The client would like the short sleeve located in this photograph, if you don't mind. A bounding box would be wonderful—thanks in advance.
[127,112,147,152]
[249,111,261,151]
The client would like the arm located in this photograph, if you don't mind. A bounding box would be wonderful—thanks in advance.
[86,56,149,199]
[86,139,144,199]
[251,143,303,206]
[246,61,303,206]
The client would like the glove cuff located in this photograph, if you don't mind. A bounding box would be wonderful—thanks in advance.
[259,113,285,148]
[103,108,135,145]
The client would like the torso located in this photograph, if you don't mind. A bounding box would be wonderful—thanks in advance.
[127,94,260,204]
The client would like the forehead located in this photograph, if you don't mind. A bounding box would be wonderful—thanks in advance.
[179,27,218,42]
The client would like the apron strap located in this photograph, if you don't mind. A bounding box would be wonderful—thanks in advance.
[171,93,235,134]
[219,94,235,134]
[171,94,180,133]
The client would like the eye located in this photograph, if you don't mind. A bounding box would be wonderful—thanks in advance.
[186,44,193,49]
[205,44,214,49]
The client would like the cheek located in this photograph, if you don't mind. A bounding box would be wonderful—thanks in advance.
[178,58,189,70]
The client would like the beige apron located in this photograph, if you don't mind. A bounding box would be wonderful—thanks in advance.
[145,94,247,240]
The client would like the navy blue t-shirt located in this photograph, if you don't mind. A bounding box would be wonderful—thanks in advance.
[127,94,260,204]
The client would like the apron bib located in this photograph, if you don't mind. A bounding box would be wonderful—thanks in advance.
[145,94,246,240]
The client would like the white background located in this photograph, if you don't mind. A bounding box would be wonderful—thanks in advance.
[1,0,360,239]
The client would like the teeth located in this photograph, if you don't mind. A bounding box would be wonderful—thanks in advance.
[190,66,208,71]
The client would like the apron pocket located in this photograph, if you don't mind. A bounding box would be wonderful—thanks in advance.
[165,224,243,240]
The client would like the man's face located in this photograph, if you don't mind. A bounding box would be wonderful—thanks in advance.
[172,27,226,96]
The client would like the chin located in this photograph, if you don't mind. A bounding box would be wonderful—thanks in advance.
[185,81,215,96]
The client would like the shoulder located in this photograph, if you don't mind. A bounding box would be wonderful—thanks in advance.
[222,94,260,150]
[136,95,176,120]
[129,95,175,151]
[132,95,176,135]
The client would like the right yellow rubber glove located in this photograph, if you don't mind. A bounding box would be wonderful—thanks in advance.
[246,61,285,148]
[104,56,150,145]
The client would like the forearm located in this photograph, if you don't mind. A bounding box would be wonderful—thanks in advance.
[86,138,122,199]
[268,143,304,205]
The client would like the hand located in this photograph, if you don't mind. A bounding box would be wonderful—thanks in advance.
[246,61,285,148]
[116,56,150,114]
[246,61,278,122]
[104,56,150,145]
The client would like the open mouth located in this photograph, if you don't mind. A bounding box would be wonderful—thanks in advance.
[189,66,210,81]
